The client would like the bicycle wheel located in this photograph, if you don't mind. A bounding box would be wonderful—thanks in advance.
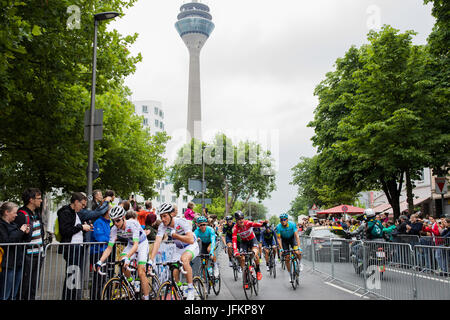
[101,277,132,300]
[147,273,161,300]
[201,265,211,296]
[157,281,181,300]
[271,251,277,279]
[233,259,239,281]
[212,271,221,295]
[193,276,207,300]
[290,257,298,290]
[242,267,251,300]
[251,262,259,296]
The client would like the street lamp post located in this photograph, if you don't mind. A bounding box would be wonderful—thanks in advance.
[87,12,119,209]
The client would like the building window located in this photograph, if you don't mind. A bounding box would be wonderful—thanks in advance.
[183,196,188,202]
[143,118,148,126]
[155,119,159,127]
[159,110,163,117]
[172,196,177,203]
[161,111,164,119]
[154,106,159,115]
[161,195,165,202]
[142,105,148,113]
[160,121,163,129]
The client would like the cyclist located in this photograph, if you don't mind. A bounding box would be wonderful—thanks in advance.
[95,206,151,300]
[261,223,278,272]
[220,215,236,267]
[275,213,302,282]
[194,216,219,277]
[364,209,384,241]
[232,210,267,281]
[147,203,199,300]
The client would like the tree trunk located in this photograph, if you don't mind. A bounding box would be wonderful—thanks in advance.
[405,168,415,216]
[380,171,404,221]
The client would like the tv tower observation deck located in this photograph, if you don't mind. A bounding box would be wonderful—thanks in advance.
[175,1,214,142]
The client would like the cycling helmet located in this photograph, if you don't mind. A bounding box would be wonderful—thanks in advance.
[279,213,288,220]
[364,208,376,218]
[110,206,126,220]
[234,210,245,220]
[197,216,208,224]
[225,215,233,221]
[158,203,174,215]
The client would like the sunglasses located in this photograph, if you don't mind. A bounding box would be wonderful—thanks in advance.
[280,218,288,221]
[199,224,207,227]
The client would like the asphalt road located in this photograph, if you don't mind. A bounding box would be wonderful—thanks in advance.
[205,248,363,301]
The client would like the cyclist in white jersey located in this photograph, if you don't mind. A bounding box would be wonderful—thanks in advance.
[95,206,150,300]
[147,203,199,300]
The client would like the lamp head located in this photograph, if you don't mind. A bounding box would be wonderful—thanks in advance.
[94,12,120,21]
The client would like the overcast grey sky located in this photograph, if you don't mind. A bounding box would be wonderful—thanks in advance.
[109,0,435,216]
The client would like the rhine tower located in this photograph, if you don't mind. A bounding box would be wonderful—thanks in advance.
[175,1,214,141]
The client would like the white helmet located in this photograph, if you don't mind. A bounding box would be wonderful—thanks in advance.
[110,206,126,219]
[364,208,376,218]
[158,203,174,215]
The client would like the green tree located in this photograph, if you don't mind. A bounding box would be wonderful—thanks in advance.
[170,133,276,215]
[0,1,169,202]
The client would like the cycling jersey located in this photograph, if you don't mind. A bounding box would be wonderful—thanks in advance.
[253,227,262,242]
[222,222,235,241]
[157,217,197,249]
[195,226,217,255]
[108,219,147,246]
[232,220,263,255]
[262,229,277,247]
[275,221,297,239]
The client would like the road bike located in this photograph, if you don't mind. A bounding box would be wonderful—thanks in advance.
[199,254,221,296]
[264,245,277,278]
[154,261,206,300]
[282,250,300,290]
[238,251,259,300]
[99,260,160,300]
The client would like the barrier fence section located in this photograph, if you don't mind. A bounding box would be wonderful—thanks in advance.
[0,240,204,300]
[299,235,449,300]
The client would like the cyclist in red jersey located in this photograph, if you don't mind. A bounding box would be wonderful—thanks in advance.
[232,210,268,281]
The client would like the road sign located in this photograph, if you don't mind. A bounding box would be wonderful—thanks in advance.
[192,198,211,205]
[435,177,448,194]
[84,109,103,141]
[188,179,206,192]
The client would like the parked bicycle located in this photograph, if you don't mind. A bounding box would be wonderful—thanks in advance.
[199,254,221,296]
[99,259,160,300]
[154,261,206,300]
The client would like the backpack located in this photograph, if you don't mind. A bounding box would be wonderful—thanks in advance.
[368,220,383,239]
[54,217,62,242]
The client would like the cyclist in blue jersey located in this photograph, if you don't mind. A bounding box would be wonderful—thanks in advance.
[195,216,219,277]
[275,213,302,280]
[261,223,278,272]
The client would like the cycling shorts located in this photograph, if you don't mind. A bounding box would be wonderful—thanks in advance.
[200,241,212,255]
[172,241,199,262]
[281,236,302,252]
[240,237,259,253]
[225,235,233,244]
[121,240,149,265]
[262,237,276,248]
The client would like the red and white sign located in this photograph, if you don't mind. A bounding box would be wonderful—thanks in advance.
[435,177,448,194]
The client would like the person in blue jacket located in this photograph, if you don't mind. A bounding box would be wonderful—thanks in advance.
[194,216,219,277]
[78,194,112,242]
[90,207,112,300]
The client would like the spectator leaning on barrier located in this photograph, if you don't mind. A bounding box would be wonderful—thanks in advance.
[78,193,112,242]
[57,192,91,300]
[91,189,103,211]
[406,214,423,236]
[0,201,31,300]
[14,188,45,300]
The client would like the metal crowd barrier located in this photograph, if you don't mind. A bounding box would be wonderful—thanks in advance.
[299,235,449,300]
[0,240,204,300]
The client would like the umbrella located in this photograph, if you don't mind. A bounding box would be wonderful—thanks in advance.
[316,204,365,215]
